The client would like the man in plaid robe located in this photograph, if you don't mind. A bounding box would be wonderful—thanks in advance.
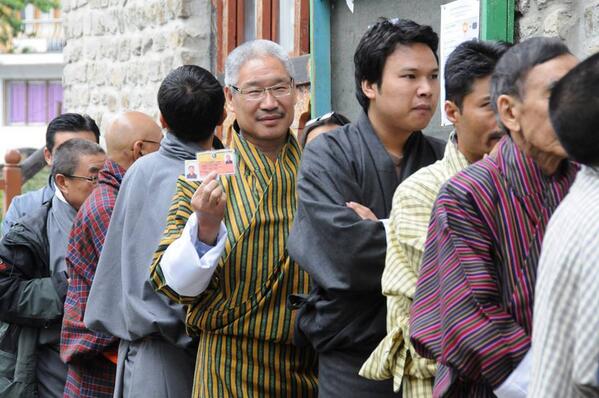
[60,112,163,398]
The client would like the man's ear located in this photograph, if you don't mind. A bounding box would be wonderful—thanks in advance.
[444,101,460,125]
[159,113,169,130]
[497,94,520,134]
[43,147,52,166]
[224,86,236,114]
[131,140,144,160]
[54,174,68,194]
[361,80,378,101]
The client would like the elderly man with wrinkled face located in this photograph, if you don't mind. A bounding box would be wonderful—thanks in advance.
[151,39,318,398]
[410,37,579,398]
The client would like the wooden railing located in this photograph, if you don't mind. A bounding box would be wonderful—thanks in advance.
[0,151,22,218]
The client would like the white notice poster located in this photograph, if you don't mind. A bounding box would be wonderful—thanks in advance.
[440,0,480,126]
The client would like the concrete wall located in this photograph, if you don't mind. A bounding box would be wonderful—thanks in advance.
[61,0,215,131]
[329,0,456,140]
[517,0,599,58]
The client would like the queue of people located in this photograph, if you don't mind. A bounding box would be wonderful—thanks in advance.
[0,15,598,398]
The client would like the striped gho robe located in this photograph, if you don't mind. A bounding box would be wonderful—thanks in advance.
[150,130,318,397]
[409,136,578,397]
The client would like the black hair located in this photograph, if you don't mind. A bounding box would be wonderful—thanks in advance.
[300,112,350,148]
[550,52,599,166]
[354,18,439,113]
[491,37,571,133]
[445,40,511,110]
[158,65,225,143]
[46,113,100,153]
[51,138,105,178]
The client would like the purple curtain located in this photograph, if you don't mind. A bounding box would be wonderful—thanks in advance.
[47,82,63,120]
[27,82,47,124]
[8,81,26,124]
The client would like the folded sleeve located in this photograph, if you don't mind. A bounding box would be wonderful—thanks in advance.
[159,215,226,297]
[150,176,223,305]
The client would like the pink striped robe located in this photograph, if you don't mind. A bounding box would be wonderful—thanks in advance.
[409,136,578,397]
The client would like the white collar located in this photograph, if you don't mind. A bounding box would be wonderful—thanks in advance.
[54,187,69,205]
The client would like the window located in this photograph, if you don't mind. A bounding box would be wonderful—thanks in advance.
[216,0,309,73]
[6,80,63,125]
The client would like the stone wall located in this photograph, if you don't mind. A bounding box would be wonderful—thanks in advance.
[61,0,215,131]
[517,0,599,57]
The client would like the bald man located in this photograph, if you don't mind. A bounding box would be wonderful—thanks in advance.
[60,112,162,398]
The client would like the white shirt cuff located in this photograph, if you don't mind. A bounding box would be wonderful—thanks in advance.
[380,218,390,231]
[160,214,227,297]
[494,350,532,398]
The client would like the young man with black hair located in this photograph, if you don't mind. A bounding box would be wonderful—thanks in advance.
[528,52,599,398]
[1,113,100,235]
[83,65,225,397]
[0,139,106,397]
[288,18,445,397]
[410,37,579,397]
[360,39,510,397]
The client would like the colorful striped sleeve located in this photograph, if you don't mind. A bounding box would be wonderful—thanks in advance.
[150,176,201,305]
[410,183,530,390]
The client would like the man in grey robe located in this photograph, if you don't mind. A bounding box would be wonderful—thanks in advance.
[0,139,106,397]
[84,65,225,397]
[1,114,100,236]
[288,19,444,397]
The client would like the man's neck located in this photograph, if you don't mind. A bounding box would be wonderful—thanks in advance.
[241,132,287,161]
[367,108,413,157]
[198,136,214,151]
[455,133,478,164]
[511,132,565,176]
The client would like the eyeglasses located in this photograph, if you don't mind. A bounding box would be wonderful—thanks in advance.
[64,174,99,184]
[141,139,161,145]
[304,111,346,130]
[229,79,294,101]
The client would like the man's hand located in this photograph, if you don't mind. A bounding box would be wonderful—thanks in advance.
[191,172,226,245]
[346,201,377,221]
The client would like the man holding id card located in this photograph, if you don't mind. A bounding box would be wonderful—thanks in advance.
[151,40,318,397]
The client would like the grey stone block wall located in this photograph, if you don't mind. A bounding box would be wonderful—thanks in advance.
[517,0,599,58]
[61,0,214,130]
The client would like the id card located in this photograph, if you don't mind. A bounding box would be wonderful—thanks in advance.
[196,149,237,179]
[184,160,201,181]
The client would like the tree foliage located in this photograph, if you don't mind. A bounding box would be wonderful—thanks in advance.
[0,0,59,47]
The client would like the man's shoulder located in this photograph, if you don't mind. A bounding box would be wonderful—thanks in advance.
[396,159,450,200]
[4,202,51,245]
[443,157,497,194]
[119,152,164,190]
[10,184,50,208]
[422,134,446,156]
[80,186,117,219]
[302,125,355,169]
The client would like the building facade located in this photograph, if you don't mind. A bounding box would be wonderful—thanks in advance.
[61,0,311,143]
[58,0,599,145]
[0,4,64,157]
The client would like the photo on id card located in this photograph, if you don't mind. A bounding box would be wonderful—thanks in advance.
[196,149,237,180]
[184,159,201,181]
